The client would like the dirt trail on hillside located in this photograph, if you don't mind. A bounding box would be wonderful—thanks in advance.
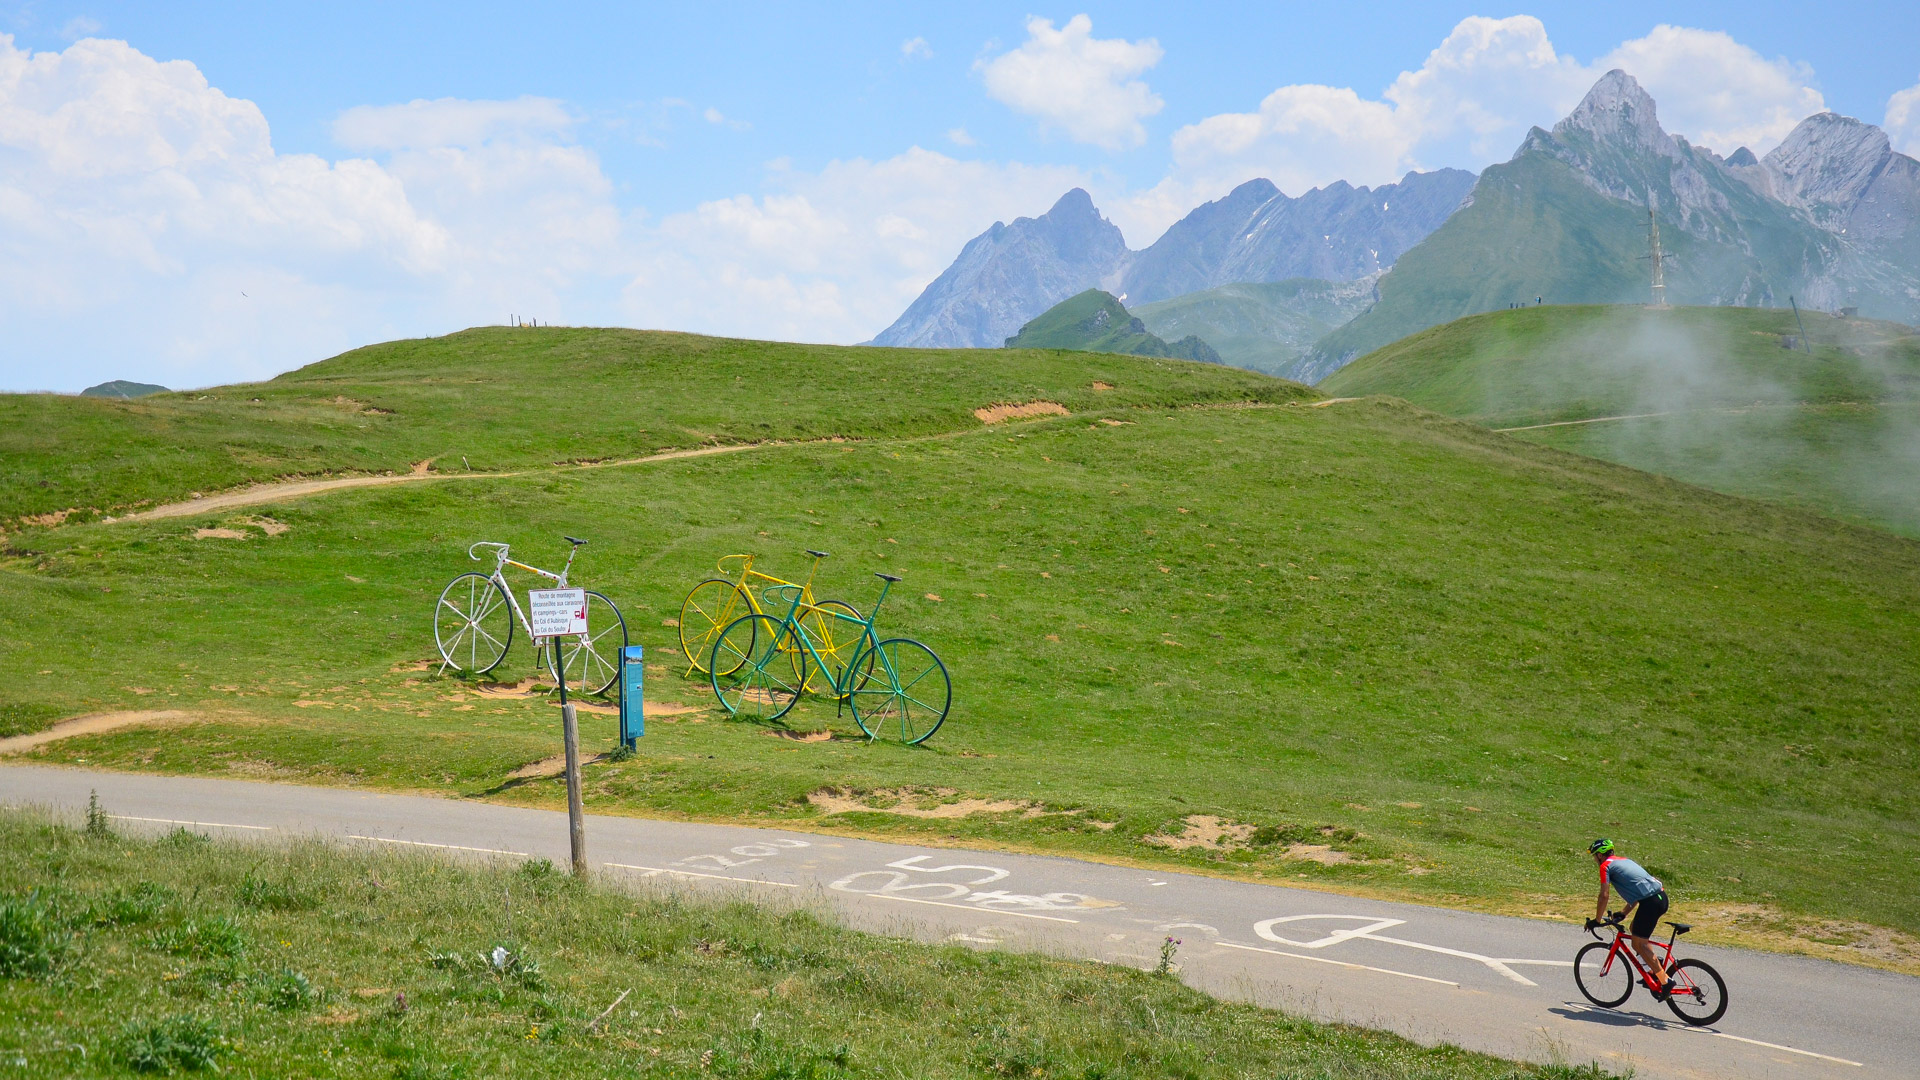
[0,710,191,754]
[110,444,765,523]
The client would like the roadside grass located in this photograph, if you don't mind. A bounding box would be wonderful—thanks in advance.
[4,395,1918,961]
[0,811,1612,1079]
[1319,304,1920,535]
[0,327,1300,525]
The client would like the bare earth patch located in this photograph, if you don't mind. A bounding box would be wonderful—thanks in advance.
[0,710,190,754]
[770,730,834,743]
[1144,814,1256,850]
[974,401,1070,424]
[807,786,1111,827]
[193,528,250,540]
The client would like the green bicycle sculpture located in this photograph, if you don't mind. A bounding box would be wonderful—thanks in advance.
[708,573,951,744]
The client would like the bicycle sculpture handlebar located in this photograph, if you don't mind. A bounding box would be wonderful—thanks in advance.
[468,541,510,562]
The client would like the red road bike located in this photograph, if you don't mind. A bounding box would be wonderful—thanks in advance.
[1574,915,1728,1026]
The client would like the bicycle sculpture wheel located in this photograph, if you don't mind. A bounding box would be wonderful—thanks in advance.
[846,638,951,745]
[708,614,803,723]
[679,578,751,676]
[435,572,514,676]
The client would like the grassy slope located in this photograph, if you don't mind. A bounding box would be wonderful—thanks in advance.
[1321,304,1920,534]
[0,327,1293,525]
[0,813,1608,1079]
[0,329,1916,958]
[1001,290,1220,364]
[1135,279,1375,375]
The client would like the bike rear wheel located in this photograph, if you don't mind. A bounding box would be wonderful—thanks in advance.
[710,614,801,723]
[1664,958,1728,1026]
[541,591,626,695]
[1573,941,1633,1008]
[847,638,950,744]
[435,573,514,676]
[680,579,751,675]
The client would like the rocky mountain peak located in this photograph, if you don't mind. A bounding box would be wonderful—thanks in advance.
[1762,112,1893,211]
[1554,70,1674,156]
[1556,70,1668,145]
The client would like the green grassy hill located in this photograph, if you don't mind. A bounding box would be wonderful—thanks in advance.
[1,327,1285,526]
[1004,290,1222,364]
[1321,304,1920,535]
[3,327,1918,968]
[1134,278,1376,375]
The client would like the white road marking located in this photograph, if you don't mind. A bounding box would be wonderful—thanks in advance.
[1150,881,1168,886]
[1218,941,1459,986]
[348,835,527,856]
[1690,1029,1863,1067]
[111,814,271,831]
[603,862,798,886]
[851,891,1080,923]
[1255,914,1554,986]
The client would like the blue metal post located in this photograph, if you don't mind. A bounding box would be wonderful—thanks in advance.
[620,646,645,748]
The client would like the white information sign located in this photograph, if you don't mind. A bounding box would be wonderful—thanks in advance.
[528,588,589,638]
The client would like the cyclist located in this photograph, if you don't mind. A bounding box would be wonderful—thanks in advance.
[1586,838,1673,996]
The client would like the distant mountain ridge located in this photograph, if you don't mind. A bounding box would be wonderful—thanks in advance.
[1118,171,1476,304]
[1003,290,1223,365]
[871,171,1474,349]
[1299,71,1920,382]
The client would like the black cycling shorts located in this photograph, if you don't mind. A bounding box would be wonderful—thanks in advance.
[1629,889,1669,938]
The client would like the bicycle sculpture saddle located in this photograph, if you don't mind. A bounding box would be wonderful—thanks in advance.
[806,549,830,558]
[564,536,588,546]
[876,573,903,582]
[1668,922,1692,934]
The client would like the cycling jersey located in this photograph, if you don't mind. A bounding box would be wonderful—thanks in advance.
[1600,856,1664,905]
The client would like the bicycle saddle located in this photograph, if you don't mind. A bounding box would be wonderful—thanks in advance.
[875,573,903,582]
[564,536,588,546]
[1667,922,1692,934]
[806,550,830,558]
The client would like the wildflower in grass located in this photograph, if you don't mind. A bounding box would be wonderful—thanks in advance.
[1155,936,1181,976]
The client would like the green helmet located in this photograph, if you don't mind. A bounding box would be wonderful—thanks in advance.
[1588,838,1614,857]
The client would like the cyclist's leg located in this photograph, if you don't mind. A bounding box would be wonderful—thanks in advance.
[1629,891,1671,984]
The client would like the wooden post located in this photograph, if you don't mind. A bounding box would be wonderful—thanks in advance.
[553,636,587,877]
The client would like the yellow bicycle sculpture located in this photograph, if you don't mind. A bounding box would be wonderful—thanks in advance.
[677,551,863,691]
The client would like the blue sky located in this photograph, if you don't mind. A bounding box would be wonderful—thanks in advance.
[4,3,1919,390]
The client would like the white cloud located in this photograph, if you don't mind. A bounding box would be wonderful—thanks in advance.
[333,96,573,151]
[0,34,623,390]
[978,14,1162,150]
[901,37,932,61]
[946,126,976,147]
[622,148,1090,343]
[1153,16,1827,233]
[702,106,749,131]
[59,16,102,40]
[1597,26,1823,154]
[1884,77,1920,157]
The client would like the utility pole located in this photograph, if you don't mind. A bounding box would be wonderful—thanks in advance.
[1790,296,1812,354]
[1648,204,1669,309]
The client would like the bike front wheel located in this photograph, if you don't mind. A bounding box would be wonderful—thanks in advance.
[1664,958,1728,1026]
[1573,942,1633,1008]
[709,614,801,723]
[541,591,627,695]
[680,579,751,675]
[435,573,513,676]
[847,638,950,744]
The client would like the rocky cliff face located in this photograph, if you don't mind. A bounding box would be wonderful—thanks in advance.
[1119,170,1475,304]
[868,189,1130,349]
[1300,70,1920,381]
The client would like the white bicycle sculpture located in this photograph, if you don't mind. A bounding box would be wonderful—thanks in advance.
[433,536,627,694]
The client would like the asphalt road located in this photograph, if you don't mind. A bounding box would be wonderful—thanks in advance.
[3,765,1910,1079]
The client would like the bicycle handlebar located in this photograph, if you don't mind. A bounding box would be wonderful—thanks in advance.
[468,541,509,561]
